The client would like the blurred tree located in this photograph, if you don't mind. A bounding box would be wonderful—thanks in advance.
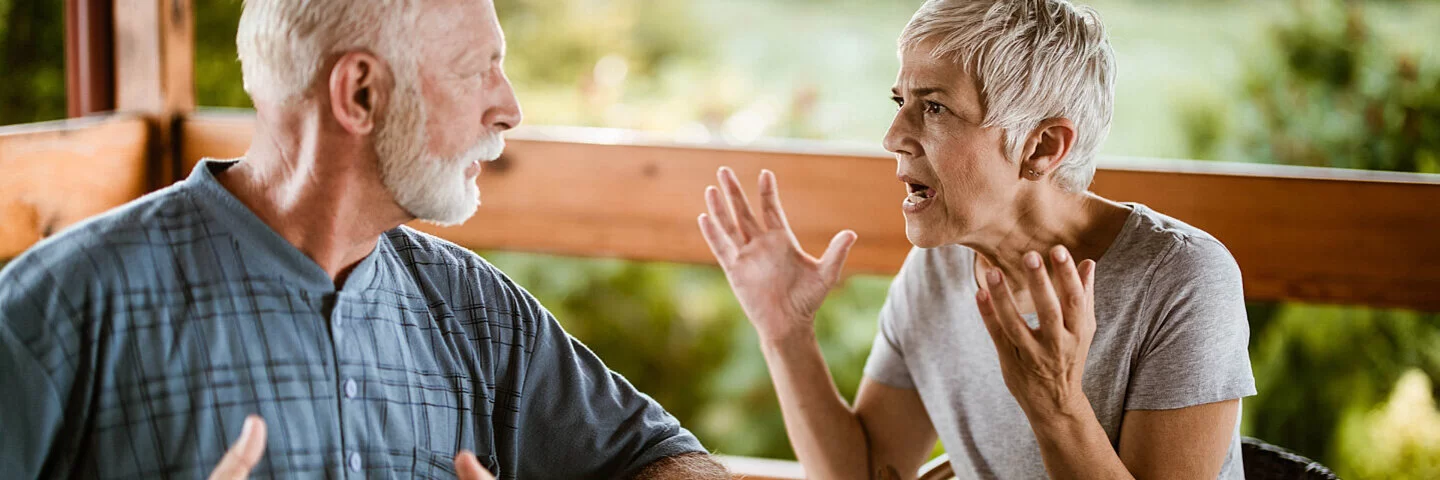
[194,0,248,108]
[1181,1,1440,476]
[1185,0,1440,173]
[0,0,65,125]
[481,250,887,459]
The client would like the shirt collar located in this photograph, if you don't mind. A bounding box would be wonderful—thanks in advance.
[183,158,385,294]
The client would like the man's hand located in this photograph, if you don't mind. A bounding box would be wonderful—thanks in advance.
[454,451,496,480]
[208,415,267,480]
[697,167,857,341]
[206,415,497,479]
[975,246,1097,423]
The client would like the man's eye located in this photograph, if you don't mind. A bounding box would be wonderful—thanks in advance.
[891,96,904,109]
[925,101,946,114]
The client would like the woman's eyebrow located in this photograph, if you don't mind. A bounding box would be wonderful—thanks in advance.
[891,86,952,98]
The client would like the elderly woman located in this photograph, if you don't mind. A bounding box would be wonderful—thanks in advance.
[697,0,1255,478]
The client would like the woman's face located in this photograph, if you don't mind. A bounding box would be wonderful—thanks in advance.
[883,45,1021,248]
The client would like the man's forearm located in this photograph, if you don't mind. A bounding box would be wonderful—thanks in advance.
[760,328,871,480]
[631,452,729,480]
[1029,397,1134,480]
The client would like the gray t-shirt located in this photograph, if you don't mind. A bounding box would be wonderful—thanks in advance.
[863,203,1256,479]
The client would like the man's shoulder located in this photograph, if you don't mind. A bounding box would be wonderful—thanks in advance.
[381,225,519,292]
[384,225,495,270]
[1,183,198,289]
[0,182,200,322]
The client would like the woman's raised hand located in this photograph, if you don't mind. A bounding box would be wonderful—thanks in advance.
[697,167,857,341]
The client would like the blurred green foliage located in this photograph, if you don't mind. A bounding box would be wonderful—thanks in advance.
[1184,0,1440,174]
[1181,1,1440,476]
[0,0,65,124]
[481,251,888,458]
[3,0,1439,475]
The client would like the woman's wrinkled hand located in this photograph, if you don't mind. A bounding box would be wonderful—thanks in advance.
[697,167,857,341]
[976,246,1097,423]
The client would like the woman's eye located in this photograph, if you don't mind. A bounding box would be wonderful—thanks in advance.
[924,101,946,114]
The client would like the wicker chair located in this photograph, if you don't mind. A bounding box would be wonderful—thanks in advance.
[1241,436,1339,480]
[912,436,1337,480]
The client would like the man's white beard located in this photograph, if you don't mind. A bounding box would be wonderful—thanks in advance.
[375,82,505,227]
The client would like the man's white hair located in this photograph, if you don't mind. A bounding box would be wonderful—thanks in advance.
[900,0,1115,192]
[237,0,501,226]
[236,0,422,104]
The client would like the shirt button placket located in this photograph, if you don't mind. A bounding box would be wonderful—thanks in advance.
[333,294,361,478]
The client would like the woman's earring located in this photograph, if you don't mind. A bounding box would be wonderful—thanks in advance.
[1028,169,1041,179]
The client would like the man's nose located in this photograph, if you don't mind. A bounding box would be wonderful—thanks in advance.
[486,72,523,132]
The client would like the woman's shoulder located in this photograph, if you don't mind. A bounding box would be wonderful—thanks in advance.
[1111,204,1244,304]
[1116,203,1240,275]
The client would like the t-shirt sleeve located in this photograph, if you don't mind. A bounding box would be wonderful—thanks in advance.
[863,247,923,389]
[501,278,706,479]
[0,250,87,477]
[1125,237,1257,410]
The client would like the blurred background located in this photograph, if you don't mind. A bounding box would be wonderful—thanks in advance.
[3,0,1439,477]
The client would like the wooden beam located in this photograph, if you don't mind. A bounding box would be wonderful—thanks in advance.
[113,0,193,188]
[65,0,116,117]
[176,112,1440,311]
[0,116,150,259]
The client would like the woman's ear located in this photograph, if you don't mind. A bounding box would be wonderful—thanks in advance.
[1019,118,1076,181]
[327,51,391,136]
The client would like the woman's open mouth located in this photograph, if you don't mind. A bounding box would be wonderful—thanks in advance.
[903,179,937,213]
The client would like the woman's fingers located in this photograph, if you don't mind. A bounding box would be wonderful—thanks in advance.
[980,269,1037,353]
[758,170,792,232]
[1021,251,1065,336]
[975,288,1009,352]
[817,230,858,285]
[705,185,743,244]
[697,213,737,265]
[1048,246,1090,334]
[718,167,765,239]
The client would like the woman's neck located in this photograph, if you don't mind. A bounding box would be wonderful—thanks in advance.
[964,188,1131,310]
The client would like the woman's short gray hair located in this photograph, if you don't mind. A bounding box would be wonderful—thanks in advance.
[237,0,423,105]
[900,0,1116,192]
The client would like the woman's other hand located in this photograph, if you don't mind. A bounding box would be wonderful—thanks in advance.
[976,245,1097,424]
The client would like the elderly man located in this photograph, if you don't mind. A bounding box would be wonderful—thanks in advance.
[698,0,1255,479]
[0,1,725,479]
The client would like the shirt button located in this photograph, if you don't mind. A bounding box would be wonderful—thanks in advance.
[344,378,358,399]
[348,452,362,472]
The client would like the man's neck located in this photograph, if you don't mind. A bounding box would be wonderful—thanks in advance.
[217,110,412,287]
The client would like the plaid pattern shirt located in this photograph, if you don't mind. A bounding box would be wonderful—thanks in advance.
[0,160,703,479]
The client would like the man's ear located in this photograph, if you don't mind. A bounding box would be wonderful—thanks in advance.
[327,51,391,135]
[1018,118,1076,181]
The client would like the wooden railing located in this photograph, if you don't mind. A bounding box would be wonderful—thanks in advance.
[0,115,150,258]
[181,111,1440,311]
[4,111,1440,312]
